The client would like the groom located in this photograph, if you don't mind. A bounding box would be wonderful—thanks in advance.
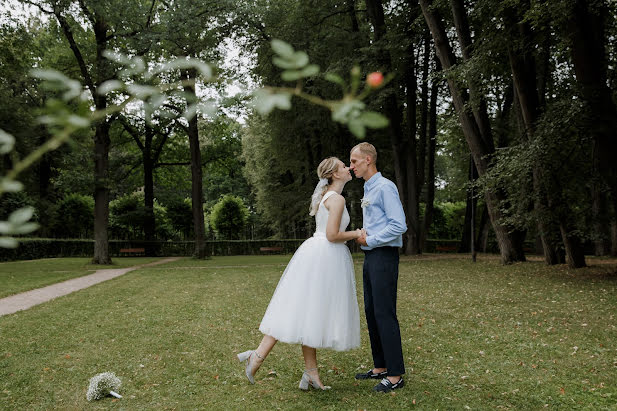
[350,142,407,393]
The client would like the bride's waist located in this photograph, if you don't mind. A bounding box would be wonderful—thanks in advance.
[313,231,327,238]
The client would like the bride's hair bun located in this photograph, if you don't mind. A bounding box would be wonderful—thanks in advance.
[309,157,340,216]
[317,157,339,183]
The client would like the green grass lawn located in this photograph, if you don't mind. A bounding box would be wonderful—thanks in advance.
[1,254,616,409]
[0,257,162,299]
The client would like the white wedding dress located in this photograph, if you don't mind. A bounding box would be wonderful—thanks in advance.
[259,191,361,351]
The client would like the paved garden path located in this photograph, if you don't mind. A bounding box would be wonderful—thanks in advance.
[0,257,180,317]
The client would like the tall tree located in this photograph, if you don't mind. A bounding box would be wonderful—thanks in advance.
[365,0,425,254]
[118,115,176,255]
[20,0,158,263]
[502,2,572,265]
[156,0,232,258]
[566,0,617,254]
[420,0,526,263]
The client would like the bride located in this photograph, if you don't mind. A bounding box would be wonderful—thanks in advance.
[237,156,361,390]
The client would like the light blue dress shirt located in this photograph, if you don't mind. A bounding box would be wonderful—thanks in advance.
[361,172,407,250]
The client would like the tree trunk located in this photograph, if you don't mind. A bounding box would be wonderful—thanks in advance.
[568,0,617,237]
[143,125,156,256]
[476,203,489,252]
[54,6,112,263]
[591,138,610,256]
[421,54,439,252]
[36,129,53,237]
[459,157,478,253]
[403,32,420,255]
[505,7,563,265]
[366,0,420,254]
[560,224,586,268]
[420,0,525,263]
[91,15,112,264]
[591,188,609,256]
[92,122,112,264]
[611,221,617,257]
[184,68,208,259]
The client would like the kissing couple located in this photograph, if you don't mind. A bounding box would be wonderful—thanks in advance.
[237,142,407,393]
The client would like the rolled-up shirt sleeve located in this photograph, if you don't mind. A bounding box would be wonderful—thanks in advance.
[366,184,407,248]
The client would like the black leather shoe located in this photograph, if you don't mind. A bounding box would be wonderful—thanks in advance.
[355,369,388,380]
[373,377,404,392]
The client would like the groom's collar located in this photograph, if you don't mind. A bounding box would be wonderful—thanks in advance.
[364,172,382,190]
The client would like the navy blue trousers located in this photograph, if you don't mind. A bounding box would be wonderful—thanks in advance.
[363,246,405,376]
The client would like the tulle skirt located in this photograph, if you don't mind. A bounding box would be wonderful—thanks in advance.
[259,233,361,351]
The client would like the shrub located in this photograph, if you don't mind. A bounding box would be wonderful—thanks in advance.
[210,195,249,239]
[165,198,193,240]
[49,193,94,238]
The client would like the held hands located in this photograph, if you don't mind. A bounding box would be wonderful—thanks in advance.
[355,228,368,246]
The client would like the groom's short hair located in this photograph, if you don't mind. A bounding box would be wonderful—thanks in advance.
[351,142,377,164]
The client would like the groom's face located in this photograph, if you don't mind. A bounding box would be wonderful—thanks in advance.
[349,149,368,179]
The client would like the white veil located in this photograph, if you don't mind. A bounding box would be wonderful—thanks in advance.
[309,178,329,216]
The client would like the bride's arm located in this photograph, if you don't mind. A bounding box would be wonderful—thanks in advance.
[324,194,362,243]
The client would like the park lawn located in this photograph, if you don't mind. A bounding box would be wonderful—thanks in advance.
[0,255,616,409]
[0,257,161,299]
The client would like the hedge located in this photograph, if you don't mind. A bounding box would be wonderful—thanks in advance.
[0,238,537,262]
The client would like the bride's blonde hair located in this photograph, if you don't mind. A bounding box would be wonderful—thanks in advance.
[309,157,340,216]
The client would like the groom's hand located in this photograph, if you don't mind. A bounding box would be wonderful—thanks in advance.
[356,229,368,246]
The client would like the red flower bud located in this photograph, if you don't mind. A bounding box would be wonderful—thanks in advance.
[366,72,384,88]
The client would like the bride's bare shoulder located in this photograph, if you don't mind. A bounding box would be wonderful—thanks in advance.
[323,192,345,208]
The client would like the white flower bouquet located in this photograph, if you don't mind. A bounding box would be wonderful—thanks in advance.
[86,372,122,401]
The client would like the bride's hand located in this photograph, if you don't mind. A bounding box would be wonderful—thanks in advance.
[355,228,362,239]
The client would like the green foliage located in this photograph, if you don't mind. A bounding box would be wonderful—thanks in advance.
[109,192,173,240]
[478,98,593,239]
[430,202,467,240]
[165,198,193,240]
[254,39,390,139]
[209,195,249,240]
[49,193,94,239]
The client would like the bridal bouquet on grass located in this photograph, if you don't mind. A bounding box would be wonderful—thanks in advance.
[86,372,122,401]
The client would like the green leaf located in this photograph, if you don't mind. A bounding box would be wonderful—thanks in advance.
[0,179,23,192]
[272,56,300,70]
[290,52,309,68]
[271,39,295,59]
[252,89,292,115]
[0,236,18,248]
[97,80,124,95]
[324,72,345,87]
[300,64,320,77]
[331,100,365,123]
[348,118,366,139]
[281,70,303,82]
[127,84,158,99]
[31,69,82,101]
[196,101,217,118]
[358,111,390,129]
[8,206,34,225]
[11,222,39,235]
[0,129,15,154]
[0,222,10,233]
[102,50,134,66]
[66,115,91,128]
[182,104,199,121]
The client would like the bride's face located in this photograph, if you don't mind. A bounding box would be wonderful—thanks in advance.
[333,160,352,183]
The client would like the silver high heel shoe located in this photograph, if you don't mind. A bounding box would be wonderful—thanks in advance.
[237,350,263,384]
[298,368,331,391]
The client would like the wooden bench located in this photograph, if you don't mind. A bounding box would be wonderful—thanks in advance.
[435,245,457,252]
[119,247,145,256]
[259,246,283,254]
